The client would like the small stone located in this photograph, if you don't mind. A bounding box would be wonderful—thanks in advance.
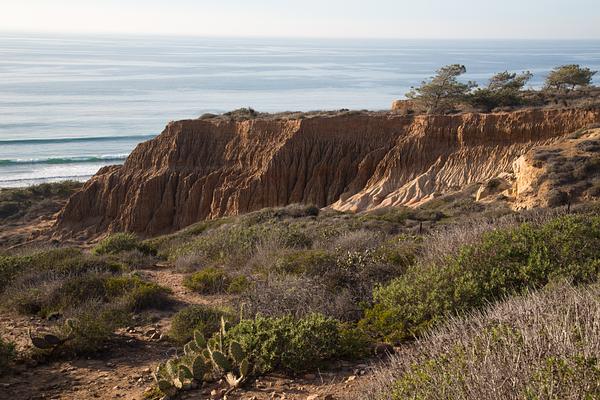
[210,389,218,397]
[145,329,157,337]
[303,373,316,380]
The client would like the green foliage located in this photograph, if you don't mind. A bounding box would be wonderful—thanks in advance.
[60,301,131,355]
[0,247,118,292]
[0,336,15,375]
[224,314,370,374]
[183,267,231,294]
[469,70,533,111]
[169,305,230,344]
[105,275,172,311]
[390,352,465,399]
[226,275,251,294]
[361,214,600,342]
[13,272,171,317]
[0,181,81,220]
[364,281,600,400]
[274,250,335,275]
[93,233,157,256]
[525,355,600,399]
[545,64,597,90]
[406,64,477,114]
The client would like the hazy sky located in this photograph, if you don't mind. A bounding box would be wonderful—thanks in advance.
[2,0,599,39]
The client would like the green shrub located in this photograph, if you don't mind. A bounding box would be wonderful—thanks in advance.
[0,247,120,292]
[183,267,231,294]
[93,233,157,256]
[369,282,600,400]
[0,336,15,375]
[105,275,172,311]
[9,272,171,317]
[47,274,108,312]
[60,300,131,355]
[361,214,600,342]
[169,305,229,344]
[224,314,370,374]
[227,275,251,294]
[274,250,335,275]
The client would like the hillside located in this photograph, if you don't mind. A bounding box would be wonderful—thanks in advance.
[54,106,600,238]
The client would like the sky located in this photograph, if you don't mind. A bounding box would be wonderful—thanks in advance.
[2,0,599,39]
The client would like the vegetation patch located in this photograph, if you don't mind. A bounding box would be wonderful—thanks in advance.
[360,214,600,342]
[169,305,231,344]
[93,233,157,256]
[183,267,232,294]
[223,314,371,374]
[361,282,600,399]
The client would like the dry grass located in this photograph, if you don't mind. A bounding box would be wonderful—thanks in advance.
[417,206,567,265]
[240,274,358,321]
[358,281,600,400]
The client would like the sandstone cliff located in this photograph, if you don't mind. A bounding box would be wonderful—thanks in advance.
[54,107,600,237]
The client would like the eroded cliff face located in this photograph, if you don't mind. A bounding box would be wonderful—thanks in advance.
[54,108,600,237]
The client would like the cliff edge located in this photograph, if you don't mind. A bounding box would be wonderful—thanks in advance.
[54,107,600,237]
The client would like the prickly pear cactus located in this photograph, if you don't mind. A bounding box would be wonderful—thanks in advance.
[153,325,254,396]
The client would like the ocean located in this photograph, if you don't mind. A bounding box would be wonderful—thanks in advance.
[1,33,599,187]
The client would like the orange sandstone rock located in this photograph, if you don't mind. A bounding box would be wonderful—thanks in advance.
[54,108,600,237]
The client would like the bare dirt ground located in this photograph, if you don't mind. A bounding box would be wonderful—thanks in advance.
[0,261,376,400]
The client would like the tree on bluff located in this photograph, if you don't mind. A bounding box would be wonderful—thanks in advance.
[406,64,477,114]
[468,70,533,112]
[545,64,597,91]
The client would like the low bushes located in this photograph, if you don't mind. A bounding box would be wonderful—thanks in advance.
[360,214,600,342]
[59,300,131,355]
[0,247,115,291]
[224,314,372,374]
[240,274,357,320]
[183,267,231,294]
[183,267,250,295]
[104,275,172,311]
[169,305,230,344]
[360,282,600,400]
[0,181,81,220]
[8,272,171,318]
[0,246,171,356]
[93,233,157,256]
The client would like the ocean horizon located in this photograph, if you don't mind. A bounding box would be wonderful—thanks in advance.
[1,32,599,187]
